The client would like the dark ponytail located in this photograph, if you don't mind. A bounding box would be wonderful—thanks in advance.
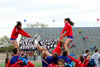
[63,50,67,56]
[80,56,84,63]
[15,21,22,30]
[64,18,74,26]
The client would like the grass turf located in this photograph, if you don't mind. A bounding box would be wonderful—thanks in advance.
[0,63,5,67]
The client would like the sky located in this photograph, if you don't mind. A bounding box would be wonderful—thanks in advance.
[0,0,100,38]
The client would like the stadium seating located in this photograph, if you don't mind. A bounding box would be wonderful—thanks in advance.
[19,27,100,56]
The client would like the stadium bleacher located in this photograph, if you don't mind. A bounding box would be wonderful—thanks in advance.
[19,27,100,55]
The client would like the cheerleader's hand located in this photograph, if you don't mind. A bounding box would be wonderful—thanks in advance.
[59,36,63,40]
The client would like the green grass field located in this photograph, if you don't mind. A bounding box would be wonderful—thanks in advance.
[0,62,42,67]
[0,63,5,67]
[33,62,42,67]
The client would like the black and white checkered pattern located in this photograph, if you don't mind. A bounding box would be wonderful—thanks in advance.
[19,35,40,49]
[19,35,59,53]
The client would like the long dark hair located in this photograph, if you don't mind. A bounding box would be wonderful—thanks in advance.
[53,53,58,59]
[63,50,67,56]
[64,18,74,26]
[15,21,22,30]
[80,55,84,63]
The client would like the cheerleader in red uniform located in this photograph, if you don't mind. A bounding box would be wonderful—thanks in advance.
[60,18,74,51]
[10,21,31,48]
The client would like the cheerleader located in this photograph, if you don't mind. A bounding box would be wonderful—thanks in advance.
[60,18,74,51]
[10,21,31,48]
